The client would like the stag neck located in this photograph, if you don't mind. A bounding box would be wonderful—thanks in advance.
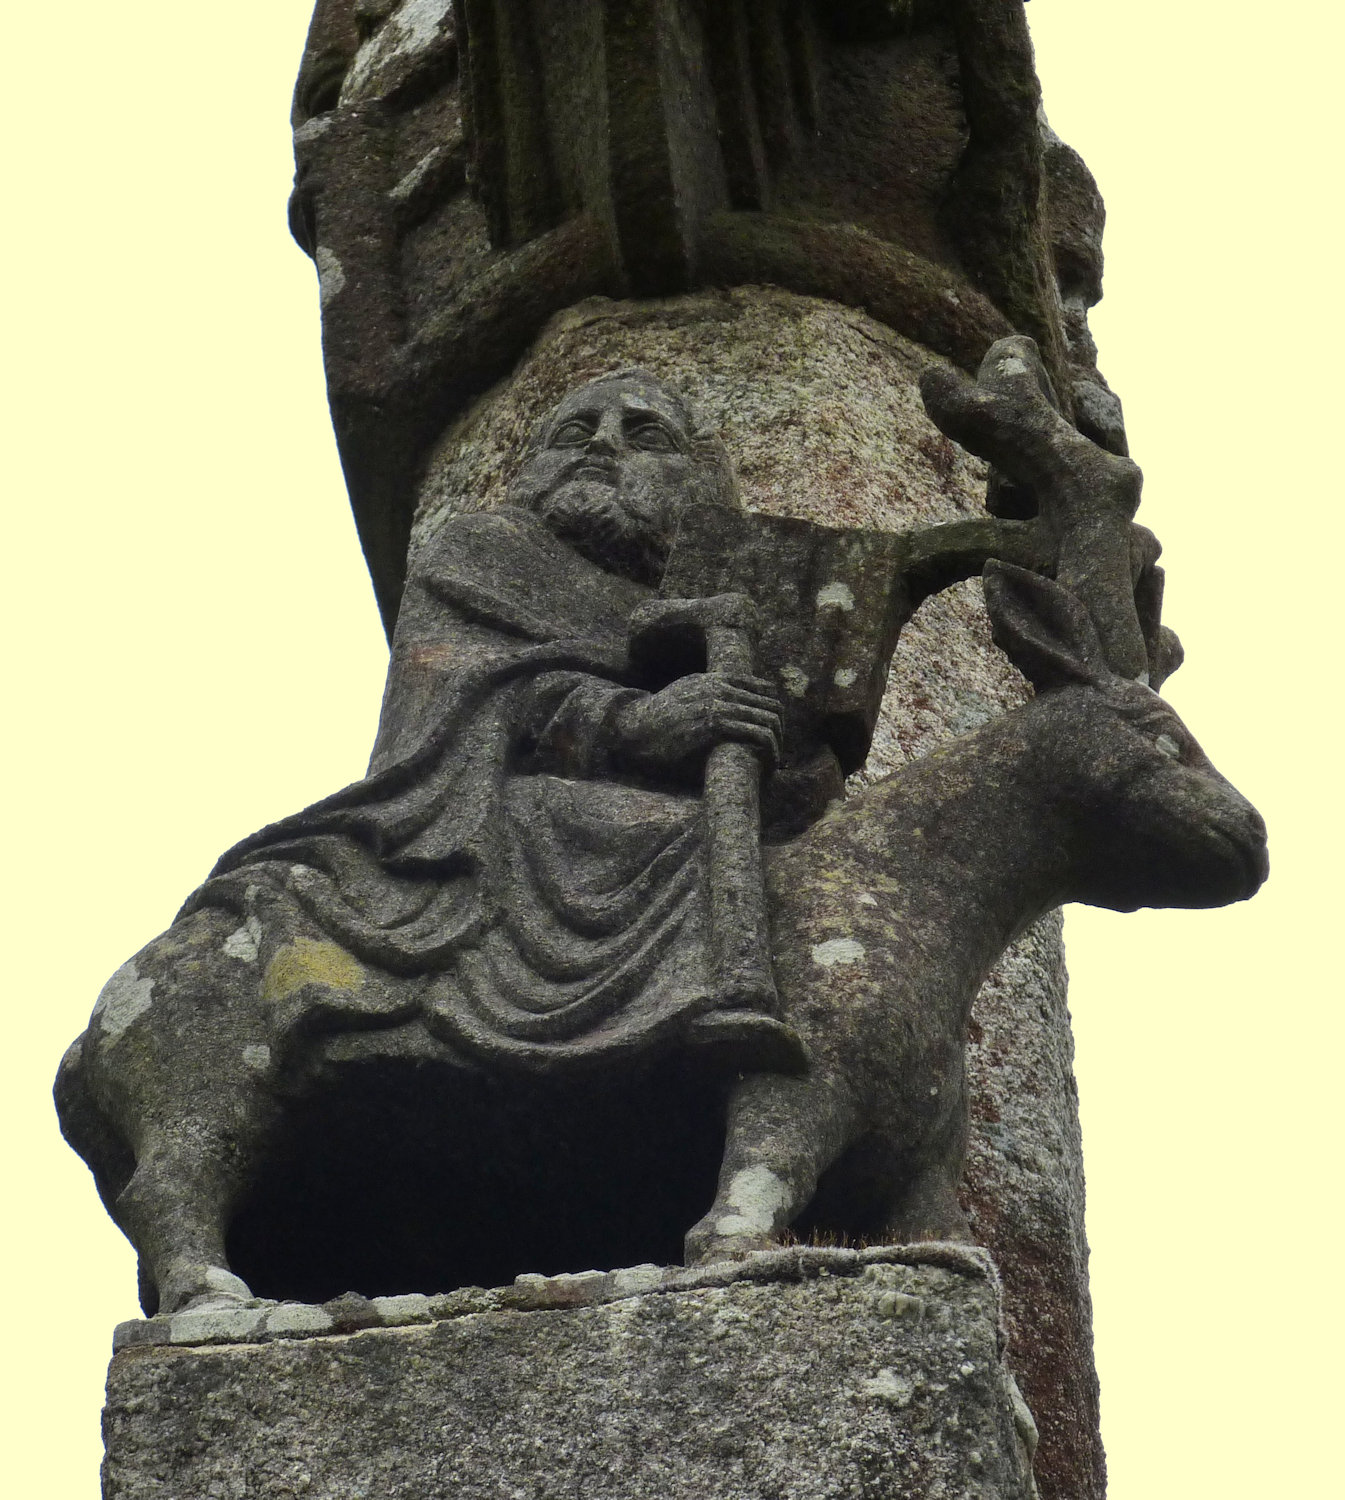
[864,699,1083,951]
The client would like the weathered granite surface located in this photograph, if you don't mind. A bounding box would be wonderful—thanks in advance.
[61,297,1097,1495]
[69,295,1268,1500]
[55,5,1274,1500]
[105,1247,1041,1500]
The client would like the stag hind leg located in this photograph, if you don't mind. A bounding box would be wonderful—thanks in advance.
[684,1070,859,1264]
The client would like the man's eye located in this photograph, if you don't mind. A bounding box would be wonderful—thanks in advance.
[551,420,593,446]
[630,423,675,451]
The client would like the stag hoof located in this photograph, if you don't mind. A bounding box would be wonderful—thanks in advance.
[684,1221,776,1267]
[160,1263,256,1316]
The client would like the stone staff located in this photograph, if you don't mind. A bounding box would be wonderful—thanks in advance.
[630,592,778,1016]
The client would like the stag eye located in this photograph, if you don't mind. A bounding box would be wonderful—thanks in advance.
[1155,733,1182,760]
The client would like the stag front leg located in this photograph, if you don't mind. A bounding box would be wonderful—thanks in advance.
[685,1071,858,1265]
[876,1158,973,1245]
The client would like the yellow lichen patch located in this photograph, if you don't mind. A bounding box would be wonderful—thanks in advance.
[262,939,364,1003]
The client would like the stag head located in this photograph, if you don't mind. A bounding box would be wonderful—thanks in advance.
[984,562,1268,913]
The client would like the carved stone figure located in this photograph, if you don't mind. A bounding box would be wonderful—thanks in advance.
[57,6,1275,1497]
[55,345,1266,1320]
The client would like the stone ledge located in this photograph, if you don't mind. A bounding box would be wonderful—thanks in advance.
[104,1249,1038,1500]
[114,1242,1000,1352]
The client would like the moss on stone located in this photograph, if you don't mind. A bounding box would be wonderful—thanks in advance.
[262,940,365,1004]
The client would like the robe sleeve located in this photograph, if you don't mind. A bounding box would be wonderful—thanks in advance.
[517,671,645,780]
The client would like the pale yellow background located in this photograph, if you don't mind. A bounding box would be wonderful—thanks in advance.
[3,3,1339,1494]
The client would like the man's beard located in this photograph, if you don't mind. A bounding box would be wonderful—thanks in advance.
[538,481,672,585]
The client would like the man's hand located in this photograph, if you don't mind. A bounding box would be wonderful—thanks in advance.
[613,673,782,775]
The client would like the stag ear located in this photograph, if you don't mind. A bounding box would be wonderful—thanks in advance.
[983,562,1110,693]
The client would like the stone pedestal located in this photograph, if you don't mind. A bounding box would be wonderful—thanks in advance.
[104,1247,1039,1499]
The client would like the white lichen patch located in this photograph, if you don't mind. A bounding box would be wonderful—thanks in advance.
[224,920,261,963]
[857,892,878,907]
[391,146,447,204]
[342,0,454,103]
[833,667,858,688]
[997,356,1029,378]
[386,0,453,51]
[170,1305,266,1346]
[242,1044,271,1073]
[92,960,155,1041]
[372,1292,433,1324]
[780,664,809,698]
[204,1266,254,1298]
[292,115,335,147]
[811,937,866,968]
[815,581,856,612]
[266,1303,334,1338]
[859,1367,916,1406]
[315,247,346,307]
[712,1165,792,1238]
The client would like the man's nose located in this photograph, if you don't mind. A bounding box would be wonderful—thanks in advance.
[587,411,622,454]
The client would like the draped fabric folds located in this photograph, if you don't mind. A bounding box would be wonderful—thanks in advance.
[183,509,716,1070]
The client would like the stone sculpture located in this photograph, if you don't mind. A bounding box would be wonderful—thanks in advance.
[70,6,1271,1494]
[56,342,1266,1321]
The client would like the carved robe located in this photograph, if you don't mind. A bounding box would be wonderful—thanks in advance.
[184,502,905,1074]
[184,507,737,1071]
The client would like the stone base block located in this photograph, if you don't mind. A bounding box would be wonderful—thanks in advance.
[103,1247,1039,1499]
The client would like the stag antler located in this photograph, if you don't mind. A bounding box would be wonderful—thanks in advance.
[918,335,1180,686]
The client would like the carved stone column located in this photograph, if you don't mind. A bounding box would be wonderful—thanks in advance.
[289,5,1110,1489]
[289,0,1122,638]
[84,6,1235,1499]
[407,281,1098,1500]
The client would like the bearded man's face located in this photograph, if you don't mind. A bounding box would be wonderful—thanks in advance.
[509,379,697,584]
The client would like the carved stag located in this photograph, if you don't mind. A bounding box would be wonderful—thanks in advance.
[689,558,1266,1259]
[55,347,1265,1316]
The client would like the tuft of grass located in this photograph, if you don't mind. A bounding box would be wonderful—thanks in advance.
[778,1227,875,1250]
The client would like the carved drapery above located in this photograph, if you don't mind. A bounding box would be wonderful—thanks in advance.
[290,0,1122,632]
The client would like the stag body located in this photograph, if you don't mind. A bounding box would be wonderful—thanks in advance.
[686,565,1267,1262]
